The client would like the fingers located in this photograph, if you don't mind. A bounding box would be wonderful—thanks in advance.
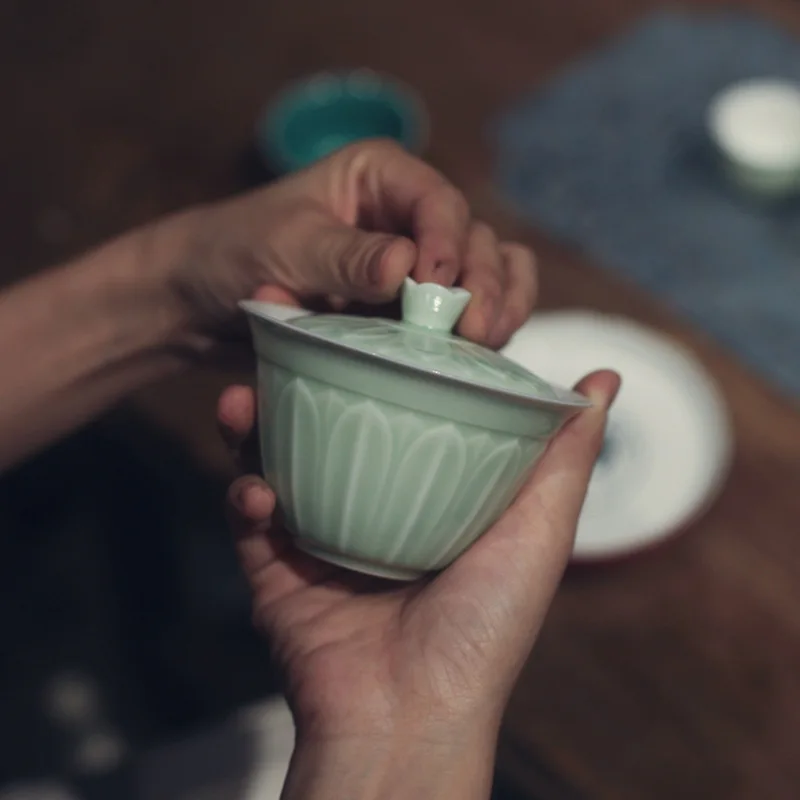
[225,476,298,605]
[253,141,538,344]
[217,385,262,475]
[338,141,471,286]
[226,476,280,580]
[440,370,621,624]
[490,243,537,348]
[310,221,535,349]
[226,474,353,625]
[457,234,537,347]
[252,285,304,307]
[314,225,418,302]
[457,222,504,344]
[410,184,471,286]
[227,476,276,541]
[511,370,621,567]
[218,385,255,449]
[220,387,337,607]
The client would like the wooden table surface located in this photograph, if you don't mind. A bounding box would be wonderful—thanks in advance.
[3,0,800,797]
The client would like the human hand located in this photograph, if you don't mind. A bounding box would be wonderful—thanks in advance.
[218,371,620,799]
[159,139,536,351]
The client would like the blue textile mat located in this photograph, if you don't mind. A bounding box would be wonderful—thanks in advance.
[491,9,800,397]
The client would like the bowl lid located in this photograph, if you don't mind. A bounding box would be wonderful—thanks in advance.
[241,279,589,408]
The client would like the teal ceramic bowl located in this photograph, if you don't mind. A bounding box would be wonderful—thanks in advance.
[257,71,428,173]
[241,280,590,580]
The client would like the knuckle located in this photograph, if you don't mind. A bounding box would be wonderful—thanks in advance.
[503,241,537,267]
[440,184,470,222]
[469,220,497,244]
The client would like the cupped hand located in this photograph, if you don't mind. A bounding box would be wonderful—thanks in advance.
[167,139,536,348]
[218,371,620,746]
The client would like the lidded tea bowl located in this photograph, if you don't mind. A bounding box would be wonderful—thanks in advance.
[241,278,590,580]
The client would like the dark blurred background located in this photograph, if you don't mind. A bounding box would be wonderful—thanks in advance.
[4,1,800,799]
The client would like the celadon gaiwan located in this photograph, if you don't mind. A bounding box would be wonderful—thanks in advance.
[241,277,591,581]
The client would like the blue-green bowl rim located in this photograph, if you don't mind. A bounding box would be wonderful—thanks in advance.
[256,69,430,173]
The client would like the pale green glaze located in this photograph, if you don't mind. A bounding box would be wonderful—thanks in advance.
[287,279,559,401]
[259,364,548,578]
[401,277,470,331]
[242,280,588,580]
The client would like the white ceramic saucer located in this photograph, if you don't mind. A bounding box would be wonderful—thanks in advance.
[501,310,733,561]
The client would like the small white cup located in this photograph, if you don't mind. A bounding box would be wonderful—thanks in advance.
[707,78,800,200]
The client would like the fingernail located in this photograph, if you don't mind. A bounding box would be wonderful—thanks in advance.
[430,257,459,287]
[587,374,622,408]
[234,478,262,513]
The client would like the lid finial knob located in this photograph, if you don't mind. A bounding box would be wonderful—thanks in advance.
[401,278,471,333]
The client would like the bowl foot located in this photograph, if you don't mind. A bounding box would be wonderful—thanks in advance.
[294,539,425,582]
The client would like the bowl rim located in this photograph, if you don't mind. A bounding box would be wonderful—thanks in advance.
[240,299,592,412]
[256,69,430,173]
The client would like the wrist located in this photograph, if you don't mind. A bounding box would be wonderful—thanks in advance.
[283,723,499,800]
[43,222,201,365]
[131,208,217,359]
[154,198,277,344]
[0,221,206,470]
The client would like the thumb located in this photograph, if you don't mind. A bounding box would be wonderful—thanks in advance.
[433,370,621,626]
[314,225,417,303]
